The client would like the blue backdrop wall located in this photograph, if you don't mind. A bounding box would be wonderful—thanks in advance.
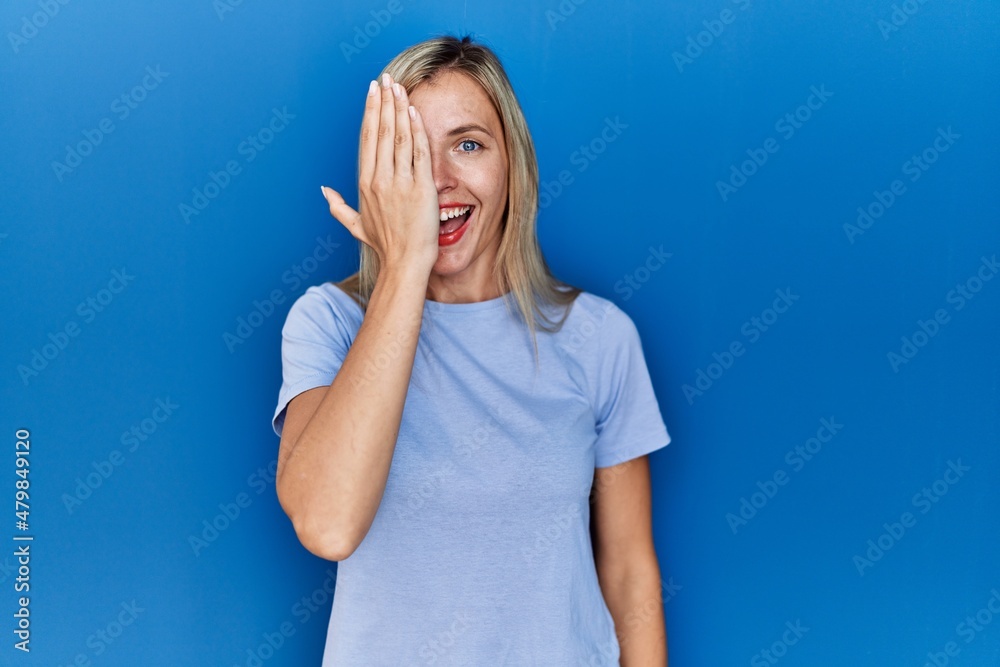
[2,0,998,665]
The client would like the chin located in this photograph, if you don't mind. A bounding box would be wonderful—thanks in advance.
[432,252,472,276]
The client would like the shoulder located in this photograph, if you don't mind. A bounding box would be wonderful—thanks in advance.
[283,281,364,337]
[564,291,638,337]
[552,291,640,356]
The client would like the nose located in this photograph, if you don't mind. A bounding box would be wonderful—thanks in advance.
[431,149,458,194]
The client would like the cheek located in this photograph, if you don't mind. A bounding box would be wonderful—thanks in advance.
[471,160,507,204]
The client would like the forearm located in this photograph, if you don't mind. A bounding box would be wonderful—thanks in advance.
[600,560,669,666]
[277,264,428,557]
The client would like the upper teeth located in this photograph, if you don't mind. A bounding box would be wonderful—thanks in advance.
[439,205,471,221]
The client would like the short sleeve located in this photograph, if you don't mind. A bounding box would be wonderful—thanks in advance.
[592,304,671,468]
[271,286,358,438]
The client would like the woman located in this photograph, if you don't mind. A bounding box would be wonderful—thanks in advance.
[272,33,671,666]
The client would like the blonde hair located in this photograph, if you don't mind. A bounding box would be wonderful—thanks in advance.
[334,33,580,363]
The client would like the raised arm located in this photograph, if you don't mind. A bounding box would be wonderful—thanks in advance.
[275,72,440,561]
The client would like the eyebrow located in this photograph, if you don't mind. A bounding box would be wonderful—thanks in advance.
[446,123,494,139]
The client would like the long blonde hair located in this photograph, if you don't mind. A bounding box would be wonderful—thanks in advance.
[335,33,580,363]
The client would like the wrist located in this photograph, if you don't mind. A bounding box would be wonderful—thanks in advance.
[376,260,432,294]
[378,251,436,282]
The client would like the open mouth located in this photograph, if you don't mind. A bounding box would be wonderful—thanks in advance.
[441,206,475,234]
[438,205,474,246]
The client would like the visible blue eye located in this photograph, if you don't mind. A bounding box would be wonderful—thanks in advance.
[459,139,481,152]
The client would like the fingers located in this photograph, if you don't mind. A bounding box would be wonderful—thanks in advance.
[320,186,366,244]
[407,104,433,188]
[391,81,413,179]
[359,79,380,187]
[374,73,396,183]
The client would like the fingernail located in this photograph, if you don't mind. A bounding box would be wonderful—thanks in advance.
[368,80,377,96]
[408,106,416,120]
[381,73,391,88]
[392,83,401,99]
[320,186,328,197]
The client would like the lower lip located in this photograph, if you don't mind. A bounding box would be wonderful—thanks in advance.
[438,208,473,246]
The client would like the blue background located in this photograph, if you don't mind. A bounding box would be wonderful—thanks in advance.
[2,0,998,665]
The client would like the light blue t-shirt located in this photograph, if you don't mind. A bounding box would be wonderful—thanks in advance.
[272,281,671,666]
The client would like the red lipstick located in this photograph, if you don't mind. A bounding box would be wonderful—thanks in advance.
[438,204,474,246]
